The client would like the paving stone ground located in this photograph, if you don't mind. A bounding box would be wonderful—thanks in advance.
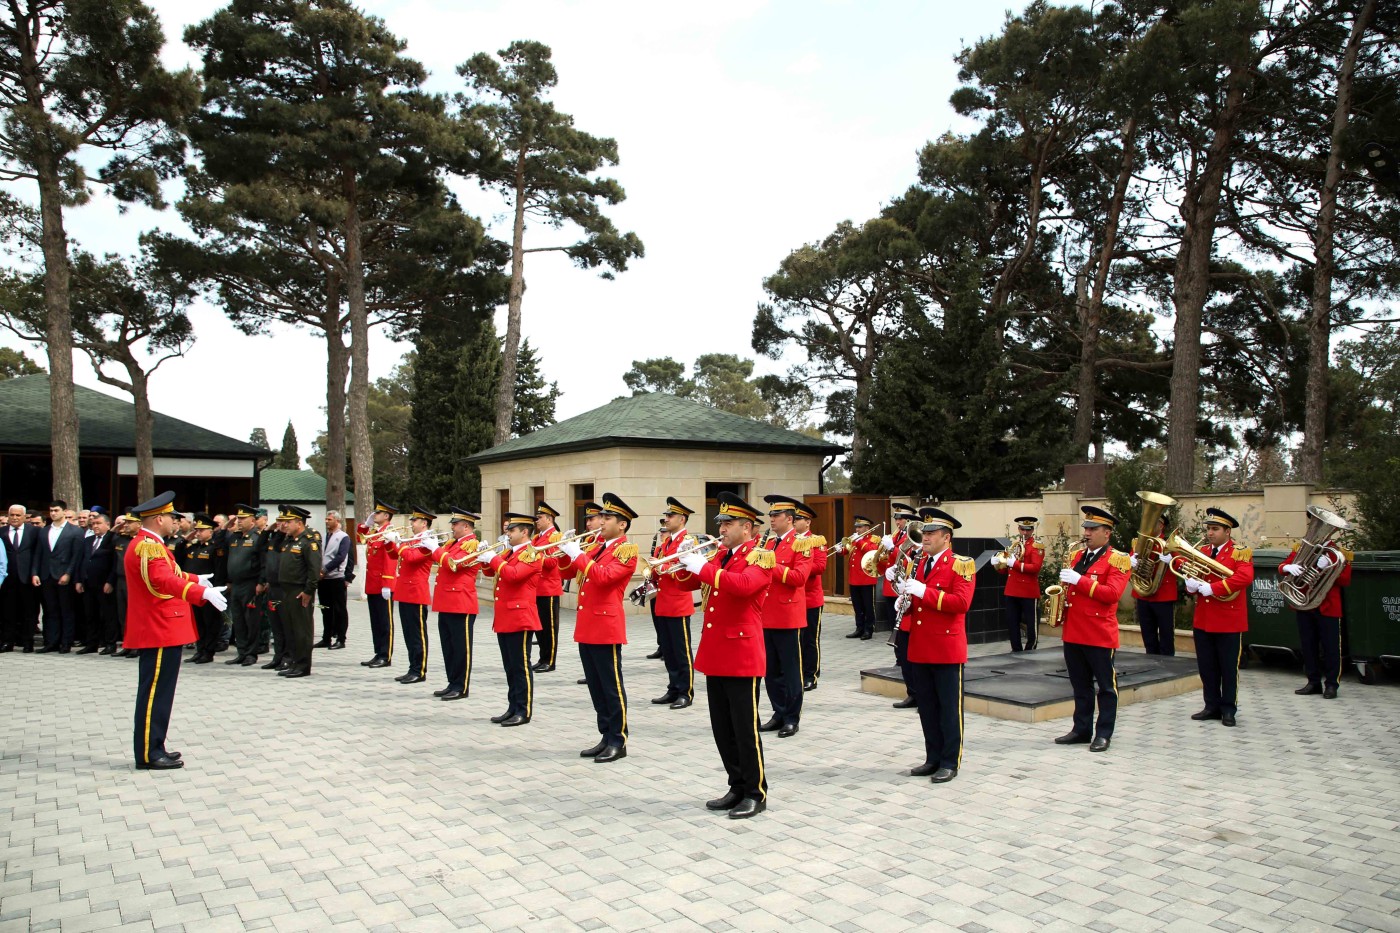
[2,599,1398,933]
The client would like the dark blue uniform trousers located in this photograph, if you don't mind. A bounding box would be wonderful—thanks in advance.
[763,628,803,726]
[1136,599,1177,655]
[1296,609,1342,690]
[1005,595,1038,651]
[1063,642,1118,739]
[893,628,915,703]
[496,630,533,717]
[367,592,394,661]
[707,675,767,801]
[438,612,475,694]
[133,646,181,765]
[579,643,627,748]
[1194,630,1243,715]
[905,662,964,770]
[656,614,695,699]
[850,584,875,636]
[398,601,430,680]
[801,606,823,683]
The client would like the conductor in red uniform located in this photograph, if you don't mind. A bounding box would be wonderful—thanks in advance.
[678,492,774,820]
[124,492,226,770]
[1178,508,1254,727]
[992,516,1044,651]
[354,501,398,668]
[844,516,879,640]
[650,496,699,710]
[1053,506,1131,753]
[1281,542,1352,699]
[431,508,481,701]
[758,495,814,737]
[898,507,975,783]
[557,493,639,763]
[478,513,542,726]
[531,501,564,672]
[795,501,827,691]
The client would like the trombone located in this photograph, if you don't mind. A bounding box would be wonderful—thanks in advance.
[642,534,721,576]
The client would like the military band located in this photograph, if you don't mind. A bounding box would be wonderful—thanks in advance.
[354,501,398,669]
[843,515,878,640]
[1281,537,1352,699]
[479,513,541,725]
[385,507,438,685]
[881,503,920,709]
[758,495,814,738]
[1131,509,1179,656]
[794,503,826,690]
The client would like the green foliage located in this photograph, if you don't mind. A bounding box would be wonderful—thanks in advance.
[276,421,300,470]
[1324,326,1400,549]
[0,347,43,380]
[511,339,560,437]
[311,353,414,504]
[249,427,270,451]
[621,354,816,428]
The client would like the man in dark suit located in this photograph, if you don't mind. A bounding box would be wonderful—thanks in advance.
[34,500,85,652]
[1,503,41,652]
[76,509,118,654]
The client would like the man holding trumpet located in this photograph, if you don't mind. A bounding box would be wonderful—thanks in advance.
[384,506,442,685]
[647,497,700,710]
[431,508,482,701]
[476,512,542,726]
[354,501,399,669]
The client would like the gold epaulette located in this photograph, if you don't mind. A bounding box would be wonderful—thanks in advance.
[1341,547,1354,562]
[1108,551,1132,574]
[792,535,825,554]
[135,539,167,560]
[1234,547,1253,562]
[459,539,480,554]
[747,549,776,569]
[615,543,638,564]
[548,531,561,544]
[520,546,540,564]
[952,556,975,581]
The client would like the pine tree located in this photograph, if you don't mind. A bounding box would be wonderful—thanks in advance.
[511,339,560,436]
[249,427,270,451]
[276,421,300,470]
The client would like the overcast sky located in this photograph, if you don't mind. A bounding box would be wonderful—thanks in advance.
[2,0,1018,460]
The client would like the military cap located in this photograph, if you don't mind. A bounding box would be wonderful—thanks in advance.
[582,501,602,516]
[535,500,560,518]
[409,505,437,522]
[599,493,638,522]
[372,500,398,516]
[192,512,214,529]
[283,505,311,522]
[852,515,873,527]
[711,491,763,524]
[891,503,919,520]
[1204,507,1239,529]
[502,512,535,529]
[1080,505,1117,528]
[663,496,694,517]
[233,503,257,517]
[447,506,480,523]
[794,501,818,521]
[919,506,961,531]
[1014,515,1039,528]
[133,491,177,518]
[762,494,804,515]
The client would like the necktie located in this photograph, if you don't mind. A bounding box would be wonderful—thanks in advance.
[1076,548,1097,574]
[922,556,933,578]
[720,549,734,569]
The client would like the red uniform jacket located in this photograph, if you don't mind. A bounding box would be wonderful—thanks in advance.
[848,534,879,586]
[761,529,811,629]
[387,538,433,606]
[683,537,773,677]
[1000,537,1044,599]
[802,533,827,609]
[355,521,398,595]
[431,534,480,615]
[1180,540,1253,633]
[1136,538,1180,603]
[559,536,636,644]
[1279,547,1352,618]
[653,530,699,618]
[483,544,542,632]
[906,548,975,664]
[123,528,210,649]
[878,528,909,599]
[1062,547,1131,649]
[531,526,564,597]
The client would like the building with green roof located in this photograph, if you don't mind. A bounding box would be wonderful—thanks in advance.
[259,468,355,530]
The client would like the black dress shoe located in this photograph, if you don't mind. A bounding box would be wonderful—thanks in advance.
[728,797,766,819]
[758,716,782,732]
[433,687,451,697]
[119,648,136,657]
[706,789,744,810]
[1295,682,1322,695]
[579,740,608,757]
[593,744,626,762]
[500,714,530,726]
[394,672,415,682]
[910,761,939,777]
[930,767,957,783]
[576,677,588,684]
[491,712,512,724]
[1323,687,1338,699]
[367,658,390,668]
[193,653,212,664]
[1089,737,1110,752]
[1054,732,1090,745]
[1221,713,1236,727]
[536,664,555,673]
[778,723,799,738]
[276,661,290,671]
[23,645,35,653]
[1191,708,1221,721]
[98,646,114,655]
[329,640,345,650]
[670,696,693,710]
[313,639,332,649]
[38,645,57,653]
[224,656,244,665]
[240,656,256,666]
[136,755,183,770]
[281,669,309,678]
[440,690,466,701]
[360,657,379,666]
[78,646,98,654]
[892,696,917,709]
[803,680,817,692]
[651,692,679,705]
[58,645,71,654]
[859,633,872,640]
[399,674,425,684]
[845,630,862,639]
[261,659,281,670]
[164,751,182,760]
[645,649,663,660]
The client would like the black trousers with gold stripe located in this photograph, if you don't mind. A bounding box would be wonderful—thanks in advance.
[397,601,430,680]
[655,614,695,699]
[906,662,964,770]
[801,606,823,683]
[579,642,627,748]
[438,612,475,694]
[497,630,533,717]
[706,675,767,801]
[133,646,181,765]
[1063,642,1117,739]
[763,628,804,726]
[1194,630,1242,715]
[367,592,393,660]
[534,595,560,667]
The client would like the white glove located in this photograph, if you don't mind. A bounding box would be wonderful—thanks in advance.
[884,566,897,582]
[1282,563,1304,577]
[197,573,214,586]
[1158,550,1173,565]
[881,535,895,550]
[416,536,435,550]
[991,554,1006,568]
[204,586,228,612]
[1130,554,1139,570]
[380,587,392,599]
[1059,568,1082,586]
[903,579,927,600]
[383,529,401,542]
[560,540,583,560]
[678,551,707,574]
[1184,578,1200,594]
[1196,581,1214,598]
[1315,554,1334,570]
[469,552,491,566]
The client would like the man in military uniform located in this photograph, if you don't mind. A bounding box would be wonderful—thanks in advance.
[111,509,139,656]
[354,501,399,669]
[649,497,699,710]
[1131,511,1179,655]
[124,491,227,769]
[530,501,565,672]
[1053,506,1131,752]
[276,506,321,678]
[1281,541,1352,699]
[844,516,878,640]
[251,509,273,655]
[432,508,482,701]
[384,506,437,685]
[1177,508,1254,727]
[478,512,542,725]
[260,512,289,670]
[898,507,975,782]
[794,502,827,691]
[573,501,604,686]
[759,495,815,738]
[677,492,774,819]
[881,504,920,709]
[177,514,223,664]
[222,504,265,667]
[992,516,1044,651]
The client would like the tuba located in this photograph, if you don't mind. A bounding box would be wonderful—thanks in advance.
[1279,506,1350,611]
[1164,533,1240,602]
[1130,491,1177,597]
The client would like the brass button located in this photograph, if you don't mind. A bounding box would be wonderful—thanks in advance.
[706,623,712,629]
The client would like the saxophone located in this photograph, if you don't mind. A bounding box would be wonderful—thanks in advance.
[1042,543,1079,628]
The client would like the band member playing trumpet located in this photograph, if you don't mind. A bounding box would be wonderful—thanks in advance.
[898,508,974,783]
[385,507,438,685]
[650,497,698,710]
[1054,507,1131,753]
[1132,511,1179,656]
[557,493,639,763]
[759,495,815,738]
[478,513,542,725]
[881,504,920,709]
[1176,508,1254,727]
[795,502,827,691]
[1281,540,1352,699]
[354,501,398,669]
[531,502,564,673]
[844,516,879,640]
[677,492,774,819]
[991,516,1043,652]
[431,508,481,701]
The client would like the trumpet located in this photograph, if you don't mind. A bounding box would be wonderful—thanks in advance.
[642,534,721,576]
[1164,532,1241,602]
[531,528,603,556]
[361,523,411,542]
[458,535,511,568]
[829,522,884,556]
[993,523,1025,572]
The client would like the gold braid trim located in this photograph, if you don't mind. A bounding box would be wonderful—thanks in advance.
[792,535,825,554]
[519,546,540,564]
[1108,551,1132,573]
[747,549,776,569]
[615,543,638,564]
[136,540,174,601]
[459,539,479,554]
[952,556,975,581]
[548,531,561,544]
[1234,547,1253,562]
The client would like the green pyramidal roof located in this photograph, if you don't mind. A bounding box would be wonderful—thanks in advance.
[0,374,268,457]
[259,468,354,504]
[464,392,844,466]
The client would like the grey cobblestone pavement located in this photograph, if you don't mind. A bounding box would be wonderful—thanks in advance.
[2,600,1398,932]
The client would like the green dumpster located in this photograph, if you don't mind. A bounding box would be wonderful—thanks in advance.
[1245,548,1299,662]
[1343,551,1400,684]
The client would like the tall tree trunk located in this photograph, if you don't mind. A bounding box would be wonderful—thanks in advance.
[491,152,528,445]
[323,271,349,516]
[850,367,874,470]
[1072,116,1137,460]
[129,366,156,503]
[1300,0,1376,485]
[35,158,82,505]
[343,180,375,519]
[1165,72,1249,494]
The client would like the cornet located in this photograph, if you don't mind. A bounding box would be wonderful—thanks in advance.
[642,534,721,576]
[530,528,603,556]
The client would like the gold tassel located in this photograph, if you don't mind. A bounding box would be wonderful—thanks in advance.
[952,556,976,581]
[1108,551,1132,573]
[747,549,776,569]
[615,543,638,563]
[792,535,826,554]
[548,531,561,544]
[1234,547,1253,562]
[520,546,540,564]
